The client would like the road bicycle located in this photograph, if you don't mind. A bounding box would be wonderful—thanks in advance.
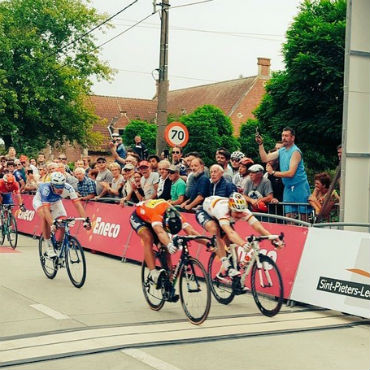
[208,233,284,317]
[39,217,89,288]
[0,204,18,249]
[141,234,216,325]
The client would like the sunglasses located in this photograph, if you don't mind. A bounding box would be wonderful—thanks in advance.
[172,151,180,154]
[138,166,148,170]
[168,170,176,174]
[59,157,67,160]
[123,168,132,172]
[97,161,105,164]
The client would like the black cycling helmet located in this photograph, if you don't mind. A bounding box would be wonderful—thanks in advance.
[163,207,182,234]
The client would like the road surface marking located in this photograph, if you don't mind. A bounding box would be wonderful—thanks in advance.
[30,304,70,320]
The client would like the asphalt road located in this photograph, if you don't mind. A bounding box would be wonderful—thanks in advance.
[0,234,369,370]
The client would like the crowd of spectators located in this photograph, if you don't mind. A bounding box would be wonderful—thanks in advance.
[0,129,340,222]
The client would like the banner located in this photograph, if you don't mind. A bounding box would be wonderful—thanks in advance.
[290,228,370,318]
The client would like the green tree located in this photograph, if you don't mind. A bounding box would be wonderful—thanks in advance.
[123,120,157,155]
[0,0,112,153]
[182,105,239,166]
[253,0,346,171]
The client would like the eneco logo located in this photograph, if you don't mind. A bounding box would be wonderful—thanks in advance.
[93,217,120,238]
[16,209,35,221]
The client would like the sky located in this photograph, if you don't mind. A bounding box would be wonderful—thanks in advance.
[88,0,303,99]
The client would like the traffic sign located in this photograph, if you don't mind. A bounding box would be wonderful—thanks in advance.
[164,122,189,147]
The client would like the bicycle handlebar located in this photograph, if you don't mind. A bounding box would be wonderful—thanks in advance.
[55,217,90,225]
[247,232,284,243]
[173,234,217,248]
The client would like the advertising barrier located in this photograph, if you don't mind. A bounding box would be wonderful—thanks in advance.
[14,195,308,299]
[290,227,370,318]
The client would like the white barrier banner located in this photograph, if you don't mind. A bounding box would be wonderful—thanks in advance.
[290,228,370,318]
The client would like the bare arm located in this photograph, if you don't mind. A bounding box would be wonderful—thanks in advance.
[266,150,301,178]
[184,194,204,210]
[152,224,171,246]
[73,200,87,218]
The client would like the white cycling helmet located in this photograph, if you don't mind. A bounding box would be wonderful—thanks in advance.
[50,172,66,189]
[230,151,245,161]
[228,192,248,212]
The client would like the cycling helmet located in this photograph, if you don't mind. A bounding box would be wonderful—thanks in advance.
[50,172,66,189]
[3,173,15,184]
[228,192,248,212]
[163,207,182,235]
[230,151,245,161]
[239,157,254,167]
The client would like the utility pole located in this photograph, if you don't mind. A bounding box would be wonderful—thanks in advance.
[155,0,170,155]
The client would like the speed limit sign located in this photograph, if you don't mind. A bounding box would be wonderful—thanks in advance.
[164,122,189,147]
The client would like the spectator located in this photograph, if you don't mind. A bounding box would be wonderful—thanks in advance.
[209,164,237,197]
[74,160,84,171]
[138,160,159,200]
[6,147,17,161]
[11,160,26,191]
[82,156,91,173]
[57,153,71,173]
[133,135,148,160]
[88,168,98,181]
[180,157,210,211]
[309,172,340,220]
[109,134,127,168]
[94,157,113,199]
[56,162,78,190]
[216,148,233,180]
[148,154,160,173]
[156,160,171,200]
[20,155,38,177]
[0,157,7,178]
[171,146,187,176]
[23,169,39,193]
[257,126,311,221]
[100,162,124,199]
[73,167,96,201]
[37,153,46,166]
[244,164,273,212]
[168,164,186,205]
[183,152,209,198]
[121,171,144,204]
[233,157,254,193]
[230,151,245,177]
[264,149,284,204]
[121,163,136,198]
[38,165,48,182]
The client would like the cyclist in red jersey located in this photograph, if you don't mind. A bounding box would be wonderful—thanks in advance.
[128,199,205,286]
[0,174,25,210]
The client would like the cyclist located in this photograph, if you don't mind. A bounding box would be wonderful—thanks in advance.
[196,192,284,278]
[33,172,91,258]
[0,174,26,211]
[129,198,204,287]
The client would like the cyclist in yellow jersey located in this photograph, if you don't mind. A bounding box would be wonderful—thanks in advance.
[196,192,284,277]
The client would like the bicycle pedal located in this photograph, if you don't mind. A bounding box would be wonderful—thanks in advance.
[169,294,179,303]
[234,287,247,295]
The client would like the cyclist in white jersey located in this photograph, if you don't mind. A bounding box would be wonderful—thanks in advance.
[196,192,283,277]
[33,172,90,257]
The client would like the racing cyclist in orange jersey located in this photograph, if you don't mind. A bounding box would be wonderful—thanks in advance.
[0,174,26,211]
[196,192,284,278]
[128,198,206,286]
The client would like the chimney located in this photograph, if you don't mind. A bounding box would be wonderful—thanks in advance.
[257,57,271,79]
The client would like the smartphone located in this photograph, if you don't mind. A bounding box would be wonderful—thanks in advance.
[255,126,260,136]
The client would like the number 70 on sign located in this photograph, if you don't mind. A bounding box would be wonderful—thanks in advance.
[164,122,189,147]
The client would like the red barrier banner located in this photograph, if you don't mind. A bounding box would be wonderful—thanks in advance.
[15,195,308,299]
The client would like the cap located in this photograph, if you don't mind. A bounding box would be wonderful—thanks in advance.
[14,159,21,165]
[248,164,264,173]
[138,160,150,168]
[96,157,106,162]
[169,164,180,172]
[123,163,134,170]
[19,155,28,162]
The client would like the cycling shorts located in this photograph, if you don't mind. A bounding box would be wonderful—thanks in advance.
[33,194,67,219]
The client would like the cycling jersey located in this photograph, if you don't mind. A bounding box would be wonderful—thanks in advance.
[201,196,256,226]
[135,199,188,229]
[35,182,78,205]
[0,179,20,204]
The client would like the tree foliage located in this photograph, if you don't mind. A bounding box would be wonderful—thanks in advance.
[0,0,112,153]
[123,120,157,154]
[250,0,346,171]
[181,105,239,166]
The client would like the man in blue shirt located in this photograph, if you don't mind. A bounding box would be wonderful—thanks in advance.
[257,126,311,221]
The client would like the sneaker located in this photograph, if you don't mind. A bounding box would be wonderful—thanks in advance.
[46,246,57,258]
[148,269,166,289]
[228,268,241,278]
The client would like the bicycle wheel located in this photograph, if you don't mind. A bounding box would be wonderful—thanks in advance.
[179,257,211,325]
[208,252,235,305]
[141,254,165,311]
[38,236,58,279]
[65,236,86,288]
[7,214,18,249]
[250,254,284,317]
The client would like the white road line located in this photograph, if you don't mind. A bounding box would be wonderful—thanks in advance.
[30,304,70,320]
[121,348,182,370]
